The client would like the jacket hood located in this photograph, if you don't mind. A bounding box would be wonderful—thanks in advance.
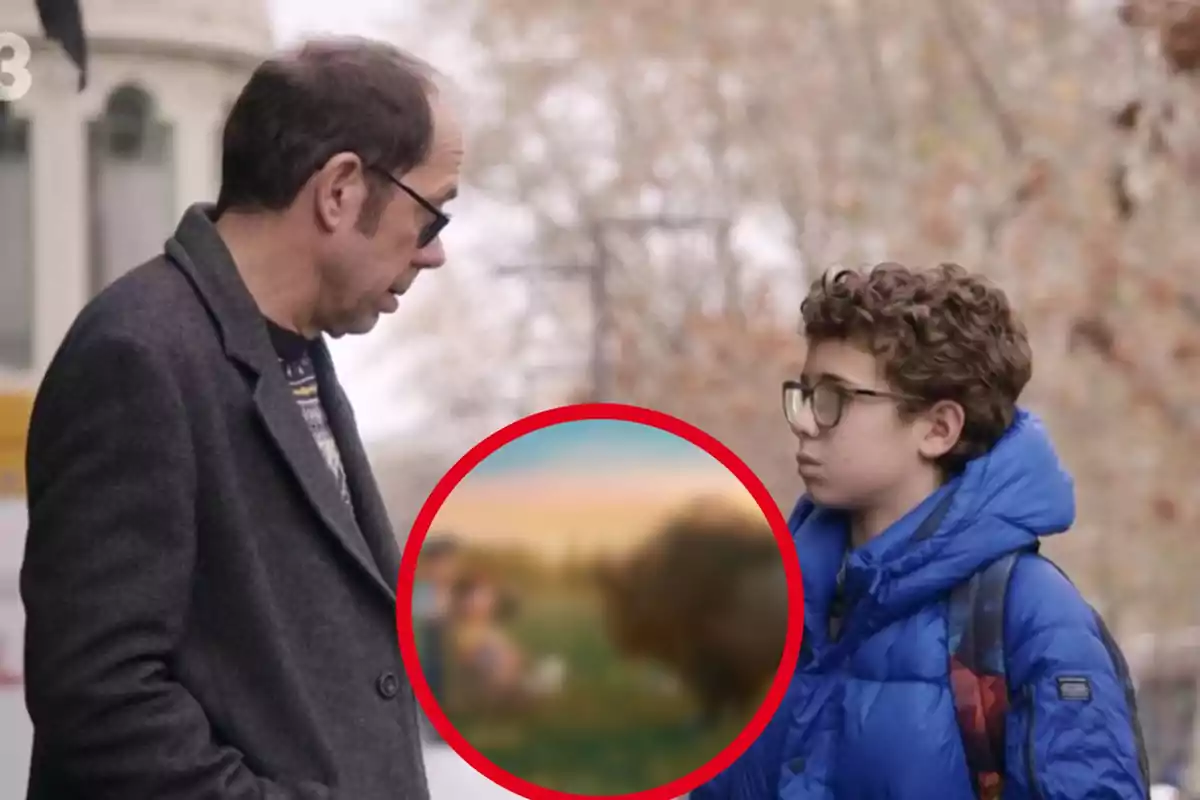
[790,407,1076,644]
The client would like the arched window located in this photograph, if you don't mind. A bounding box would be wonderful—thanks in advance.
[87,84,175,296]
[0,102,32,370]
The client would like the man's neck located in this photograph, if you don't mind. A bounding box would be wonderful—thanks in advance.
[214,209,320,337]
[848,469,944,549]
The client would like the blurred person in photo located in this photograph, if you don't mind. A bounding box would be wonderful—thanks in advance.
[20,35,462,800]
[693,263,1150,799]
[413,534,462,740]
[447,574,531,709]
[443,571,567,713]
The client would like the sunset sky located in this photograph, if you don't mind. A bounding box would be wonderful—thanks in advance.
[430,420,764,561]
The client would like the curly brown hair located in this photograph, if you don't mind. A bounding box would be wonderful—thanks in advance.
[800,262,1033,473]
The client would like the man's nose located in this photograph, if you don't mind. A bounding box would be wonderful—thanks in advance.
[412,238,446,269]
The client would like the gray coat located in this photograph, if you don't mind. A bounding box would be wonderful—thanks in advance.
[20,204,430,799]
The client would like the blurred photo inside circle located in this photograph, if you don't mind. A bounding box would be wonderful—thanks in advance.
[409,418,790,797]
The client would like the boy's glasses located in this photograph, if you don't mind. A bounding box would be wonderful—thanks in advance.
[782,379,913,431]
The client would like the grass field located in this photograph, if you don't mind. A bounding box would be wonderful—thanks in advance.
[436,583,753,796]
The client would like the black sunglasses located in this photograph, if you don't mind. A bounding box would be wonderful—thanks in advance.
[368,166,451,248]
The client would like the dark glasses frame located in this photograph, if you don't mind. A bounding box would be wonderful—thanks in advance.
[782,379,913,431]
[367,165,451,248]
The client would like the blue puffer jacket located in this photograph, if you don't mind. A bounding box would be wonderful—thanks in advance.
[693,409,1148,799]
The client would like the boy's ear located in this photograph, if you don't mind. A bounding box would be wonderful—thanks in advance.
[917,399,965,461]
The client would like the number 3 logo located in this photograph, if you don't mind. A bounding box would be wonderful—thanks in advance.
[0,32,33,102]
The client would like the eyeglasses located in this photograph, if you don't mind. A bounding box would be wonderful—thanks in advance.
[782,379,913,431]
[367,166,451,248]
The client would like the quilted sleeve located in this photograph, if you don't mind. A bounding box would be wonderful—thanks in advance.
[1002,556,1150,800]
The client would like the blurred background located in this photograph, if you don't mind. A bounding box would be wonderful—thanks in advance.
[0,0,1198,796]
[411,419,786,795]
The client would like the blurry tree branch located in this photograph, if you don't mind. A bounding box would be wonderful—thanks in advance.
[933,0,1024,159]
[402,0,1200,633]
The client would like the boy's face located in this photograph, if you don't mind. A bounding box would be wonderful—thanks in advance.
[790,339,932,510]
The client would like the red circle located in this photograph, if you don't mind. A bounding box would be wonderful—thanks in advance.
[395,402,805,800]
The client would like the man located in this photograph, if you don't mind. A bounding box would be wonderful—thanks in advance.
[412,534,461,742]
[20,35,463,799]
[693,263,1148,799]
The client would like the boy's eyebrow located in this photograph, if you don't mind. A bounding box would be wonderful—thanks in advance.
[799,370,855,386]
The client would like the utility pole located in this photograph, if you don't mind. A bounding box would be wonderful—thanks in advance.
[493,261,599,408]
[585,218,613,402]
[495,213,727,404]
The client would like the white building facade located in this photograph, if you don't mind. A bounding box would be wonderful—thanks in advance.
[0,0,272,390]
[0,2,271,791]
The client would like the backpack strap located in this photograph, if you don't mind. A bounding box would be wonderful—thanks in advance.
[948,551,1022,800]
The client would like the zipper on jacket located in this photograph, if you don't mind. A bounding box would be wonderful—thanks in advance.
[1024,684,1045,800]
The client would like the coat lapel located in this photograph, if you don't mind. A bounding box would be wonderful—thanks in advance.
[252,370,395,601]
[311,340,402,592]
[164,203,396,604]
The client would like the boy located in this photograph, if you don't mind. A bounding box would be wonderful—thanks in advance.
[693,262,1149,799]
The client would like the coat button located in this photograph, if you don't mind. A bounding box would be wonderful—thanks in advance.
[376,671,400,699]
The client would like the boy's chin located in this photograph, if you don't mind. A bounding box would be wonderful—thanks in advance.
[804,483,857,511]
[802,480,836,505]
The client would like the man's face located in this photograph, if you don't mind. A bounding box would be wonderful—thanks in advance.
[425,551,459,585]
[312,96,465,338]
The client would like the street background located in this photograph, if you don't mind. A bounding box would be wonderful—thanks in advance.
[1,0,1199,796]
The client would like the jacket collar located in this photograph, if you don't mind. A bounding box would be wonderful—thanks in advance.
[164,203,400,604]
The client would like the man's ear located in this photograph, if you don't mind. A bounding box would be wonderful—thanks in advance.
[917,399,965,461]
[310,151,367,233]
